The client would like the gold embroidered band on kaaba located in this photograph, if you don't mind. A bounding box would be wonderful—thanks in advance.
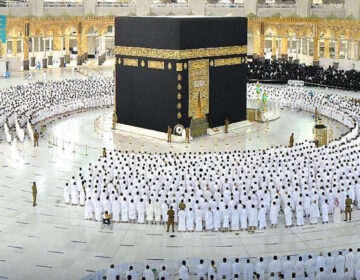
[114,45,247,60]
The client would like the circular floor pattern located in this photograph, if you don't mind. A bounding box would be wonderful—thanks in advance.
[0,92,357,279]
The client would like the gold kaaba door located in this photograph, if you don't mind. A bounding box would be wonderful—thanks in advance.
[188,59,209,119]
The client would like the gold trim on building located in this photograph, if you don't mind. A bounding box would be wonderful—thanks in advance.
[176,63,183,72]
[214,57,242,67]
[189,59,209,118]
[114,45,247,60]
[148,60,165,69]
[123,58,138,67]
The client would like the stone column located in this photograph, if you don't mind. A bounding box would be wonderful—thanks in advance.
[29,0,44,17]
[350,40,355,60]
[254,36,260,57]
[281,38,288,56]
[82,34,88,62]
[0,43,5,58]
[345,40,348,59]
[42,37,47,68]
[259,26,265,58]
[271,36,277,59]
[31,38,36,66]
[84,0,96,15]
[31,37,34,53]
[336,38,341,59]
[189,0,205,15]
[65,35,70,64]
[324,38,330,59]
[77,32,83,65]
[52,36,62,51]
[307,38,310,56]
[295,39,299,59]
[135,0,152,16]
[288,38,292,55]
[23,36,29,70]
[12,39,17,56]
[313,36,319,62]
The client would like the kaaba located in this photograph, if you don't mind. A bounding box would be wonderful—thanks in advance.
[115,16,247,136]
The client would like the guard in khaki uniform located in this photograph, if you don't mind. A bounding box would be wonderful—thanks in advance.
[33,130,39,147]
[167,206,175,232]
[185,127,190,144]
[102,147,107,158]
[112,113,117,130]
[345,195,353,221]
[179,200,186,211]
[32,182,37,207]
[167,126,172,143]
[224,118,229,133]
[289,133,294,147]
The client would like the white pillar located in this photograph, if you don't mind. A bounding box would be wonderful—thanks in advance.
[49,37,52,52]
[135,0,152,16]
[355,42,359,60]
[29,0,44,17]
[296,0,310,17]
[32,37,34,54]
[84,0,96,15]
[345,0,360,19]
[307,38,310,55]
[189,0,205,15]
[43,37,46,57]
[289,38,292,55]
[296,40,299,59]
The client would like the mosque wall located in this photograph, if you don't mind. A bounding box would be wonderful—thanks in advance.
[4,16,360,70]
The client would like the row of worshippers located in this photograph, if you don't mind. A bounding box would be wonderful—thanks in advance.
[100,248,360,280]
[80,192,337,231]
[67,84,360,232]
[248,58,360,92]
[0,75,113,142]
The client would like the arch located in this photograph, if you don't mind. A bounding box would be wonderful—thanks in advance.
[8,27,23,38]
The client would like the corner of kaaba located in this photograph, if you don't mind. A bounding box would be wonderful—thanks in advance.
[115,16,248,136]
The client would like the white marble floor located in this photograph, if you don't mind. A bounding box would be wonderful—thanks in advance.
[46,106,347,154]
[0,69,359,279]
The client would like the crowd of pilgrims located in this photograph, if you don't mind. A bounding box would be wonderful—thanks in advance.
[65,84,360,232]
[248,59,360,92]
[89,248,360,280]
[0,76,114,141]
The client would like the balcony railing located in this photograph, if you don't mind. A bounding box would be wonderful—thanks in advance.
[0,0,29,7]
[44,1,84,7]
[151,2,189,8]
[257,4,296,8]
[96,1,135,7]
[205,3,245,8]
[310,3,345,9]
